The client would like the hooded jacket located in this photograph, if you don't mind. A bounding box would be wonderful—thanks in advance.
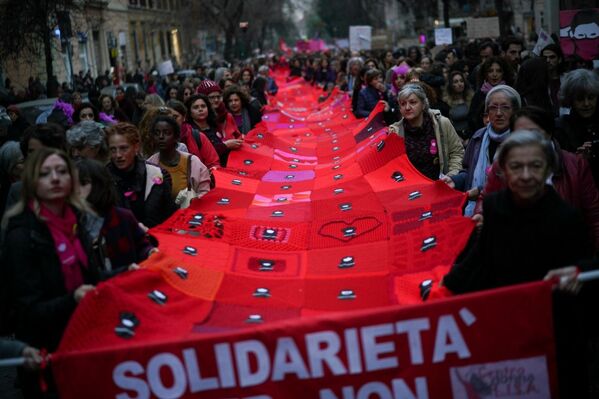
[389,109,464,176]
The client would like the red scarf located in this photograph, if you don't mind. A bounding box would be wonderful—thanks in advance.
[37,203,88,293]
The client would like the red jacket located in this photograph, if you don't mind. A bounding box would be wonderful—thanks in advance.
[180,123,220,169]
[218,112,241,140]
[477,146,599,251]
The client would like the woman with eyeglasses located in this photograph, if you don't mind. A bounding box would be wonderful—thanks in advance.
[467,56,514,135]
[473,106,599,251]
[443,85,521,216]
[146,115,211,207]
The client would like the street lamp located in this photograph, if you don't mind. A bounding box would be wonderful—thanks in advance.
[239,21,249,59]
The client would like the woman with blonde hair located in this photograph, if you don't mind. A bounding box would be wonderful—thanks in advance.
[1,148,101,397]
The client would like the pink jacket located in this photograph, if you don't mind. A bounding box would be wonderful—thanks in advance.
[147,151,211,199]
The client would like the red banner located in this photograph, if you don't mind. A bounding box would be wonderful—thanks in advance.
[50,77,556,399]
[52,281,557,398]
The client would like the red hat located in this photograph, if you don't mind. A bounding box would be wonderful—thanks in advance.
[195,80,221,95]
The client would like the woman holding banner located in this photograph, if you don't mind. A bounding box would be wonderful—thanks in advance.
[1,148,101,397]
[389,83,464,180]
[443,130,591,293]
[442,130,594,399]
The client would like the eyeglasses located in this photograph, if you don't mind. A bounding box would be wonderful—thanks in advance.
[208,94,222,101]
[158,106,170,114]
[487,105,512,114]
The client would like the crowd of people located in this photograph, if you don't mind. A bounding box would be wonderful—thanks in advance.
[0,35,598,398]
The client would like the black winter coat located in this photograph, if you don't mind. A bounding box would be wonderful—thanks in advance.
[444,187,591,293]
[107,157,176,228]
[1,207,101,352]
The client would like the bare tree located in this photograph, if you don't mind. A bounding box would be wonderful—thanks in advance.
[187,0,297,62]
[193,0,246,62]
[0,0,88,96]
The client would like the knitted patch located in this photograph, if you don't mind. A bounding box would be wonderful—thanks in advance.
[193,303,300,333]
[310,213,388,249]
[305,241,389,276]
[216,274,305,308]
[303,273,393,311]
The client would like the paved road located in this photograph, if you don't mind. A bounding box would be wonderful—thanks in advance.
[0,366,22,399]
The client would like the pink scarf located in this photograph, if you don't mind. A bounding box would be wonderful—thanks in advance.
[37,203,88,293]
[481,80,505,94]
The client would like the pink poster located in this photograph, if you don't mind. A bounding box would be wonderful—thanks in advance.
[559,8,599,60]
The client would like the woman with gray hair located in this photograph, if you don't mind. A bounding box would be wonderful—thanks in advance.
[347,56,364,94]
[444,129,592,293]
[389,83,464,180]
[443,84,521,215]
[66,120,109,163]
[441,130,593,398]
[555,68,599,185]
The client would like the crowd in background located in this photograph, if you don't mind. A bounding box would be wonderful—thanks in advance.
[0,35,599,398]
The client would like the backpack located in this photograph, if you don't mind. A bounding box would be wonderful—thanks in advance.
[191,128,216,189]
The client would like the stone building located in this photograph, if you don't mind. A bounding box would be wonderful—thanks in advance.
[2,0,187,92]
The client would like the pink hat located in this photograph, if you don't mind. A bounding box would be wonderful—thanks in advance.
[195,80,221,95]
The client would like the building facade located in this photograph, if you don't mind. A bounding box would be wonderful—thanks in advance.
[2,0,187,92]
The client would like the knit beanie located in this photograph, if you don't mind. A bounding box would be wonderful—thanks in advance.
[195,80,221,96]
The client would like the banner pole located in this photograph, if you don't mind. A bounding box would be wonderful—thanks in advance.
[579,269,599,283]
[0,357,25,367]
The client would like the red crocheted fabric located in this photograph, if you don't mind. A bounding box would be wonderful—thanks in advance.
[56,75,473,362]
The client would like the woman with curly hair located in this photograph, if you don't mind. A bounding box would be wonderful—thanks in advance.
[185,93,242,167]
[98,94,129,124]
[223,85,262,134]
